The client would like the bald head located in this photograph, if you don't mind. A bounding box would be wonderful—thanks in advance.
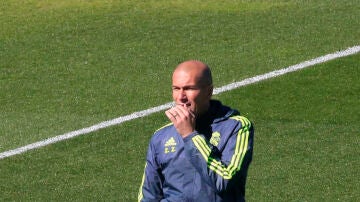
[173,60,213,87]
[171,60,213,116]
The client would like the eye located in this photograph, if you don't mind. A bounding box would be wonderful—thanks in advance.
[185,86,198,91]
[172,86,180,91]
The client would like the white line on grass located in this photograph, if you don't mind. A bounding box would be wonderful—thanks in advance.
[1,45,359,160]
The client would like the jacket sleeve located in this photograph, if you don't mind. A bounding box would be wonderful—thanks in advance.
[183,115,254,193]
[138,141,164,202]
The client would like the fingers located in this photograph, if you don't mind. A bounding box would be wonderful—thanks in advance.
[173,105,194,119]
[165,110,177,121]
[171,107,185,119]
[165,108,183,122]
[165,104,197,138]
[165,104,194,122]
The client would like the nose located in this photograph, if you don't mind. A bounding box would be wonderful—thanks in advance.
[177,89,187,103]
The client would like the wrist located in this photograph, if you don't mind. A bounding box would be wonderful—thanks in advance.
[182,131,198,141]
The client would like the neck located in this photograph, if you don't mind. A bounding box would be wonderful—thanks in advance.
[196,102,210,118]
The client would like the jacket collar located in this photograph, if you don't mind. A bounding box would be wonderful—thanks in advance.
[197,100,239,124]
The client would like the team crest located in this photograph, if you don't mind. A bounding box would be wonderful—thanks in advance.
[210,132,221,146]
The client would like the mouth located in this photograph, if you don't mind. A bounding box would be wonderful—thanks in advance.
[176,103,191,107]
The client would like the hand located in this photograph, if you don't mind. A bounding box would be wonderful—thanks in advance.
[165,104,196,138]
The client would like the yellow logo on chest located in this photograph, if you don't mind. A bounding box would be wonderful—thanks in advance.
[210,132,221,146]
[164,137,177,154]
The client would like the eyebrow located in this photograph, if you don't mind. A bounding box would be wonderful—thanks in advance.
[172,85,199,89]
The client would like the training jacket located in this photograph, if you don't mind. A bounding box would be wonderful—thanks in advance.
[138,100,254,202]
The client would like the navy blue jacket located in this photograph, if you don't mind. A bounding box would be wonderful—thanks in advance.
[138,100,254,202]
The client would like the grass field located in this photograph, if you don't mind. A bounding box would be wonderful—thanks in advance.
[1,0,359,201]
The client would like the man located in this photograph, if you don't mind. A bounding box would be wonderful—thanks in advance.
[138,60,254,202]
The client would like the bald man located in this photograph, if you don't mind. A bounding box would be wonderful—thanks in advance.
[138,60,254,202]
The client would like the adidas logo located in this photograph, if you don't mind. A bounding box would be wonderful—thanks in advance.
[165,137,177,147]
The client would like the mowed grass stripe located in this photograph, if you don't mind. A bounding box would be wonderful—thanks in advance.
[1,45,359,160]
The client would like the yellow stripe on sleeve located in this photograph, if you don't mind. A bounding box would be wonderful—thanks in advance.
[137,163,147,202]
[191,116,251,179]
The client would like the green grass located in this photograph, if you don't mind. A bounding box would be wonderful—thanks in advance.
[1,0,359,151]
[0,0,359,201]
[1,54,358,201]
[222,54,360,201]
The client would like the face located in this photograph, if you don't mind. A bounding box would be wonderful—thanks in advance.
[172,69,212,116]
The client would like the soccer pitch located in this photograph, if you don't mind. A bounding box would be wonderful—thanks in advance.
[1,0,359,201]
